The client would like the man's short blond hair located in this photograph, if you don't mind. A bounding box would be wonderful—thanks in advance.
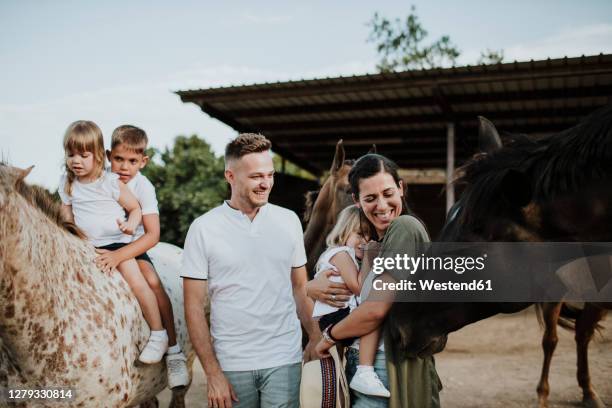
[225,133,272,168]
[111,125,148,154]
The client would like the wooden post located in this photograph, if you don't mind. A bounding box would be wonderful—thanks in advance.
[446,122,455,213]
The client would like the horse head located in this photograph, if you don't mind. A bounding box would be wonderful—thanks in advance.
[303,140,354,276]
[328,140,354,219]
[0,164,32,209]
[396,104,612,357]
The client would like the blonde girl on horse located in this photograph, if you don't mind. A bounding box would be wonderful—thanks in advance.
[58,120,168,364]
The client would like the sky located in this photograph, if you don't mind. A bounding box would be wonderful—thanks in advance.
[1,0,612,189]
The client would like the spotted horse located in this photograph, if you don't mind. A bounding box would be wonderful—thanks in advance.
[0,164,195,407]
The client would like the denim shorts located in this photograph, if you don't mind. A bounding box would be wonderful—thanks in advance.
[224,362,301,408]
[96,242,153,265]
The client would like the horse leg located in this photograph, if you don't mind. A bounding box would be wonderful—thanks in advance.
[137,397,159,408]
[575,303,606,408]
[169,385,189,408]
[536,302,562,408]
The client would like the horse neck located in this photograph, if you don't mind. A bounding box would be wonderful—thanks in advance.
[0,192,92,361]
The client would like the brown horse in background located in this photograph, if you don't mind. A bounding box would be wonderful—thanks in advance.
[303,141,377,278]
[303,140,354,278]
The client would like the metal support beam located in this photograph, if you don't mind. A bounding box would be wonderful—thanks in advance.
[446,123,455,214]
[398,169,447,184]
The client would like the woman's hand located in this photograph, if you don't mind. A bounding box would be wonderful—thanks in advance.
[314,336,335,359]
[303,336,320,363]
[306,269,352,308]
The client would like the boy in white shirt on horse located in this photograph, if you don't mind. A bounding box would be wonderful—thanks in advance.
[94,125,189,388]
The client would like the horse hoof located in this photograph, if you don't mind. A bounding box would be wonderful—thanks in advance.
[583,393,606,408]
[537,397,549,408]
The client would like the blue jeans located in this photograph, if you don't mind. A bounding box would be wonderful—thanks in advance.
[224,362,301,408]
[346,348,389,408]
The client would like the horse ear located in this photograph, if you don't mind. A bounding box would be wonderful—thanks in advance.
[368,144,377,154]
[501,169,532,208]
[10,165,34,185]
[330,139,345,174]
[478,116,502,154]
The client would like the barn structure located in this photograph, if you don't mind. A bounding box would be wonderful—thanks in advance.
[177,54,612,236]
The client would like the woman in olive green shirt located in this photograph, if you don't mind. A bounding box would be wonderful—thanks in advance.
[308,153,442,408]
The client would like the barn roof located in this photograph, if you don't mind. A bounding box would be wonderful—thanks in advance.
[177,54,612,175]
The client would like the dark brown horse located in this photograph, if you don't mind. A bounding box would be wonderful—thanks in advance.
[476,118,611,408]
[390,106,612,408]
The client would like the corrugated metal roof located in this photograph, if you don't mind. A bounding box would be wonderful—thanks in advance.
[177,54,612,175]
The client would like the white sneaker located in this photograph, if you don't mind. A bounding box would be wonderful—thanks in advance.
[166,352,190,389]
[138,335,168,364]
[350,370,391,398]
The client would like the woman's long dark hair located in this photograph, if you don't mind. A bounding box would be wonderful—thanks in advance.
[348,154,412,240]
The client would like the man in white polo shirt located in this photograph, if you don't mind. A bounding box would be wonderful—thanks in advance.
[182,133,320,408]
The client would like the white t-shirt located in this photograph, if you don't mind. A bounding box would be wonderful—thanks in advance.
[312,246,359,318]
[126,172,159,241]
[181,201,307,371]
[58,172,131,247]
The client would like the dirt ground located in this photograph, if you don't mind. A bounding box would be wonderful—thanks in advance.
[159,306,611,407]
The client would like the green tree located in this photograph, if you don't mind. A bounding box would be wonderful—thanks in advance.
[368,6,504,72]
[368,6,460,71]
[142,135,227,247]
[272,154,317,180]
[477,48,504,65]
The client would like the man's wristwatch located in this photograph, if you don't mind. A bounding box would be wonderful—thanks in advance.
[322,324,339,344]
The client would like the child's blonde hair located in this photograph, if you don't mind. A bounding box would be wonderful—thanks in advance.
[325,204,363,247]
[63,120,105,196]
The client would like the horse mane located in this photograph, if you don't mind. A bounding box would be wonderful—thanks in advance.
[303,190,320,224]
[0,164,86,239]
[456,104,612,229]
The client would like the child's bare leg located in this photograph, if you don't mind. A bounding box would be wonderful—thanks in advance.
[117,258,163,330]
[358,327,381,366]
[137,260,189,385]
[138,259,177,346]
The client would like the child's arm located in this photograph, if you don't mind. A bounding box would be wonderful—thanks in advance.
[116,181,142,235]
[96,214,160,273]
[329,251,361,296]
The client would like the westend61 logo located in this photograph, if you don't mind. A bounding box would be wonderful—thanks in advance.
[372,253,488,275]
[366,243,612,303]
